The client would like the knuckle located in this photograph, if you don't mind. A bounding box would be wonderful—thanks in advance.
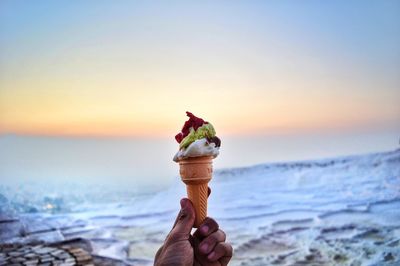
[202,217,212,225]
[178,210,186,220]
[226,243,233,256]
[219,230,226,241]
[179,209,190,220]
[207,233,218,244]
[167,231,188,243]
[205,217,219,231]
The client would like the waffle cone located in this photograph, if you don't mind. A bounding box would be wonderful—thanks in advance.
[178,156,213,227]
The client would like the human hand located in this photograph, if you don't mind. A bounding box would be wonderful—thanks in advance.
[192,216,233,265]
[154,191,233,265]
[154,198,195,266]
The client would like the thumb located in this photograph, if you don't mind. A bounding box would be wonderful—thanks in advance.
[166,198,195,244]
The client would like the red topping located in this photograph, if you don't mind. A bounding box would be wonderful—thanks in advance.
[175,111,208,143]
[175,132,184,143]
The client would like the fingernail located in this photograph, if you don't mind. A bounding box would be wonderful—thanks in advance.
[180,199,187,209]
[208,251,216,260]
[201,243,209,253]
[201,225,209,234]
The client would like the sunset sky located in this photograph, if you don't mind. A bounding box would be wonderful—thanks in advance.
[1,0,399,138]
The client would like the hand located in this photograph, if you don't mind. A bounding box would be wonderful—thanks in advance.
[154,198,195,266]
[192,217,233,265]
[154,191,233,266]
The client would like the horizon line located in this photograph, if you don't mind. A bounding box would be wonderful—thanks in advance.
[1,124,398,140]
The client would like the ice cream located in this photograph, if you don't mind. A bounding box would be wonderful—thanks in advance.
[174,112,221,227]
[173,112,221,162]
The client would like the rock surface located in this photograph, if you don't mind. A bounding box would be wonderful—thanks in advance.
[0,238,131,266]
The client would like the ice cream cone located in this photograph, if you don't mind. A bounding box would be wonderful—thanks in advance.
[178,155,213,228]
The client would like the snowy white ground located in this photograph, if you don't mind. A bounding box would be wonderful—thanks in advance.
[1,149,400,265]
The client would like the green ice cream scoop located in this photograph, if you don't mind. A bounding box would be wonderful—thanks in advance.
[179,123,216,149]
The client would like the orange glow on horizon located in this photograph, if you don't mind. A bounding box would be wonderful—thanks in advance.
[1,110,395,138]
[1,77,398,138]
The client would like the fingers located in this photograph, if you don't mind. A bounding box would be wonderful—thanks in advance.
[166,198,195,244]
[192,216,233,266]
[193,236,220,266]
[194,217,219,239]
[207,242,233,265]
[198,230,226,255]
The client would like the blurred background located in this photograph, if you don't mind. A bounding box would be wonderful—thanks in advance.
[1,1,399,265]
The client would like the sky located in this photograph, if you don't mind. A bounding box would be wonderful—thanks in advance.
[0,0,399,138]
[0,1,399,187]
